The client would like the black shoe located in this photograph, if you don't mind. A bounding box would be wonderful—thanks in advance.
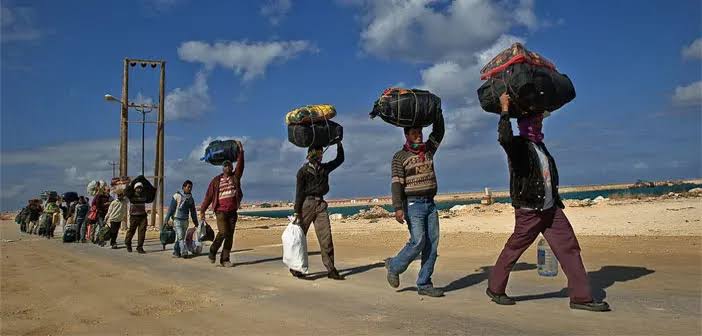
[290,269,305,278]
[385,259,399,288]
[137,248,146,254]
[327,269,345,280]
[570,301,611,312]
[418,287,444,297]
[126,245,132,253]
[208,254,216,264]
[486,288,516,305]
[219,261,233,268]
[111,245,118,249]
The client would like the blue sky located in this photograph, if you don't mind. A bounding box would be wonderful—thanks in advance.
[1,0,700,210]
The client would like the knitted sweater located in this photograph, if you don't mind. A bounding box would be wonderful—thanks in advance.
[390,113,444,210]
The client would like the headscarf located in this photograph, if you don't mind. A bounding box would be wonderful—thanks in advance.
[404,140,427,162]
[517,113,544,143]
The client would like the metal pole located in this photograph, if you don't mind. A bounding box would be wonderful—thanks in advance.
[120,59,129,177]
[151,121,160,228]
[141,111,146,175]
[158,62,166,228]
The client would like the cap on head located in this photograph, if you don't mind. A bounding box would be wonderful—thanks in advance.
[134,182,144,189]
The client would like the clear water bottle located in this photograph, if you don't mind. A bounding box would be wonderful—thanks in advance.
[537,237,558,277]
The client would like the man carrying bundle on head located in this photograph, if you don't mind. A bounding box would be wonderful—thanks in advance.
[200,141,245,267]
[290,142,345,280]
[369,87,446,297]
[484,93,610,312]
[384,110,445,298]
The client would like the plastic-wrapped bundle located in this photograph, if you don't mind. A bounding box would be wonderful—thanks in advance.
[287,120,343,148]
[369,88,441,128]
[285,104,336,125]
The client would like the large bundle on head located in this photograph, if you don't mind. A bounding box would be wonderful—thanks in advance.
[62,192,79,204]
[477,43,575,118]
[40,190,58,202]
[87,180,108,196]
[110,176,131,194]
[288,120,343,148]
[286,104,343,148]
[125,175,156,204]
[201,140,239,166]
[370,88,441,128]
[285,104,336,125]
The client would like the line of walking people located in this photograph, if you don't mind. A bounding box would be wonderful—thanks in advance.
[15,94,609,311]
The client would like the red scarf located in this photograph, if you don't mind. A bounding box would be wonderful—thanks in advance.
[404,141,427,162]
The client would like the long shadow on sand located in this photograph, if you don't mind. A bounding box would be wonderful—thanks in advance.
[231,251,322,267]
[396,262,537,293]
[512,265,655,302]
[301,261,387,281]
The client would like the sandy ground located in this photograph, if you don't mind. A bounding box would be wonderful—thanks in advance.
[1,197,701,335]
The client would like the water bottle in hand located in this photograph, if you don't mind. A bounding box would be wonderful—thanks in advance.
[537,237,558,277]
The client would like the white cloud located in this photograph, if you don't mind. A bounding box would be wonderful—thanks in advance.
[165,70,211,120]
[672,81,702,106]
[1,5,41,43]
[261,0,292,25]
[633,162,649,170]
[514,0,538,31]
[356,0,536,63]
[682,38,702,60]
[177,40,317,81]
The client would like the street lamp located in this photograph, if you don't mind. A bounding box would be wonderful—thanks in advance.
[104,94,120,102]
[104,93,158,176]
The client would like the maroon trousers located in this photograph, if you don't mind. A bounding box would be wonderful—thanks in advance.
[488,207,593,303]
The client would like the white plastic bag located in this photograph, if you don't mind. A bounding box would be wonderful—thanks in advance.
[282,220,308,274]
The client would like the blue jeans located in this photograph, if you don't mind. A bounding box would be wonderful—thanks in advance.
[173,219,189,257]
[388,197,440,289]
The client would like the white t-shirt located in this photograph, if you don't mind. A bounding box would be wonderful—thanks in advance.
[532,143,554,210]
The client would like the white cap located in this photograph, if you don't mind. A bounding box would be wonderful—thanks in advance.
[134,182,144,189]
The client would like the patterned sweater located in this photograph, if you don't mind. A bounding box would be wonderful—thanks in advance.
[391,113,445,210]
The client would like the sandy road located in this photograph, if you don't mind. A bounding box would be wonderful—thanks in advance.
[1,217,700,336]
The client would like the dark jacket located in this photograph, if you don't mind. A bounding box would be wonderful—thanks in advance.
[200,151,245,214]
[498,115,564,210]
[295,143,344,214]
[75,203,89,220]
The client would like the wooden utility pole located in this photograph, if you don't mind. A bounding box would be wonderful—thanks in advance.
[120,59,129,177]
[151,62,166,228]
[111,58,165,227]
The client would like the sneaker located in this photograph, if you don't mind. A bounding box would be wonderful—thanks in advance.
[137,248,146,254]
[111,245,119,250]
[570,301,610,312]
[126,245,132,253]
[208,254,216,264]
[385,259,399,288]
[418,287,445,298]
[220,261,234,268]
[486,288,516,305]
[327,269,345,280]
[290,269,305,278]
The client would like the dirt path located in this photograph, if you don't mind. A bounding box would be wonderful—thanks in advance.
[1,219,700,336]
